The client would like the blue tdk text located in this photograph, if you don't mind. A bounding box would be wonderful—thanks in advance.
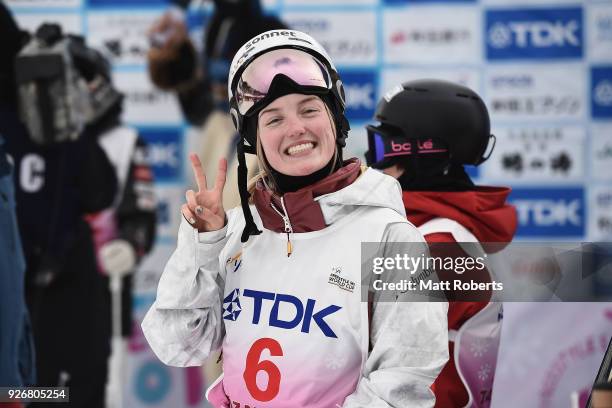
[236,289,342,338]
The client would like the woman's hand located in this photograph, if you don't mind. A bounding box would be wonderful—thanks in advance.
[181,153,227,232]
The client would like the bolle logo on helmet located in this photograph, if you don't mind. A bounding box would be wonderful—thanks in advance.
[387,139,445,157]
[244,31,299,50]
[391,140,412,153]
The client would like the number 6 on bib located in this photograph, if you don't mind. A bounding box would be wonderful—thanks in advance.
[243,338,283,402]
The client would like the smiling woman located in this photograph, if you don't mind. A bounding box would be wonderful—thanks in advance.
[257,94,337,178]
[142,29,449,408]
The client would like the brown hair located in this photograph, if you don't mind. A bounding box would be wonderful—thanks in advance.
[247,99,339,197]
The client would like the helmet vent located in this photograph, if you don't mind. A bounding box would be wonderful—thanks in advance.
[456,93,469,98]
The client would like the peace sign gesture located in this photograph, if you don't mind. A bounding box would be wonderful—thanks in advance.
[181,153,227,232]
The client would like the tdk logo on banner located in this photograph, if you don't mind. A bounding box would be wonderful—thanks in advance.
[223,288,341,338]
[138,128,182,182]
[509,188,585,237]
[486,8,583,60]
[341,70,377,121]
[591,67,612,119]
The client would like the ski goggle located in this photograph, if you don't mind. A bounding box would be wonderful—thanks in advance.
[365,125,449,168]
[234,48,333,115]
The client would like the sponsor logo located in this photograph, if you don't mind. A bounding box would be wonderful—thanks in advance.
[137,128,183,182]
[485,66,585,120]
[490,96,580,117]
[385,139,447,157]
[592,67,612,118]
[285,13,376,64]
[490,74,534,89]
[289,19,329,33]
[390,29,471,46]
[223,289,242,321]
[590,5,612,63]
[244,30,298,50]
[596,143,612,160]
[486,8,583,60]
[223,288,341,338]
[383,8,479,64]
[490,127,584,180]
[125,90,174,105]
[597,216,612,236]
[225,251,243,273]
[328,267,355,293]
[116,71,182,124]
[596,14,612,41]
[596,191,612,208]
[509,188,585,237]
[594,80,612,106]
[341,70,377,121]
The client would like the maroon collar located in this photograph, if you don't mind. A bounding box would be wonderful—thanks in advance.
[253,159,361,233]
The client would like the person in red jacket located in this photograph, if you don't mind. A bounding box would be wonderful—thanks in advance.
[365,79,517,408]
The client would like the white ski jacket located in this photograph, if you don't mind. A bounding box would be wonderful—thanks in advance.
[142,167,448,407]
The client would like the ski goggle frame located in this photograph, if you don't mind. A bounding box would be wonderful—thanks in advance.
[233,48,333,116]
[365,125,450,168]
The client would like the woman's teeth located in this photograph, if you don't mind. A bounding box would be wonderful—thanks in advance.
[287,142,315,156]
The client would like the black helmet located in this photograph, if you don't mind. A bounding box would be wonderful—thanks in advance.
[365,79,495,169]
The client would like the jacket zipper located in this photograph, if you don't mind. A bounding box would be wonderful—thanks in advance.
[270,196,293,257]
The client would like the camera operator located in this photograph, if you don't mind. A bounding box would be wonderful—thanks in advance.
[3,23,118,407]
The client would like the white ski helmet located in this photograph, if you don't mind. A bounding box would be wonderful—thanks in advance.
[227,29,348,150]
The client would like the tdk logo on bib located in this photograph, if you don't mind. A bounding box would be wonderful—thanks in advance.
[223,289,341,338]
[486,8,583,60]
[509,188,585,238]
[341,70,377,121]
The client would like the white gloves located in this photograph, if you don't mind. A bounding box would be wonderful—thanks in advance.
[99,239,136,277]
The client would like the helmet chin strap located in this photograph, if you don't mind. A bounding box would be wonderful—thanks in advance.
[235,68,349,242]
[237,140,262,243]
